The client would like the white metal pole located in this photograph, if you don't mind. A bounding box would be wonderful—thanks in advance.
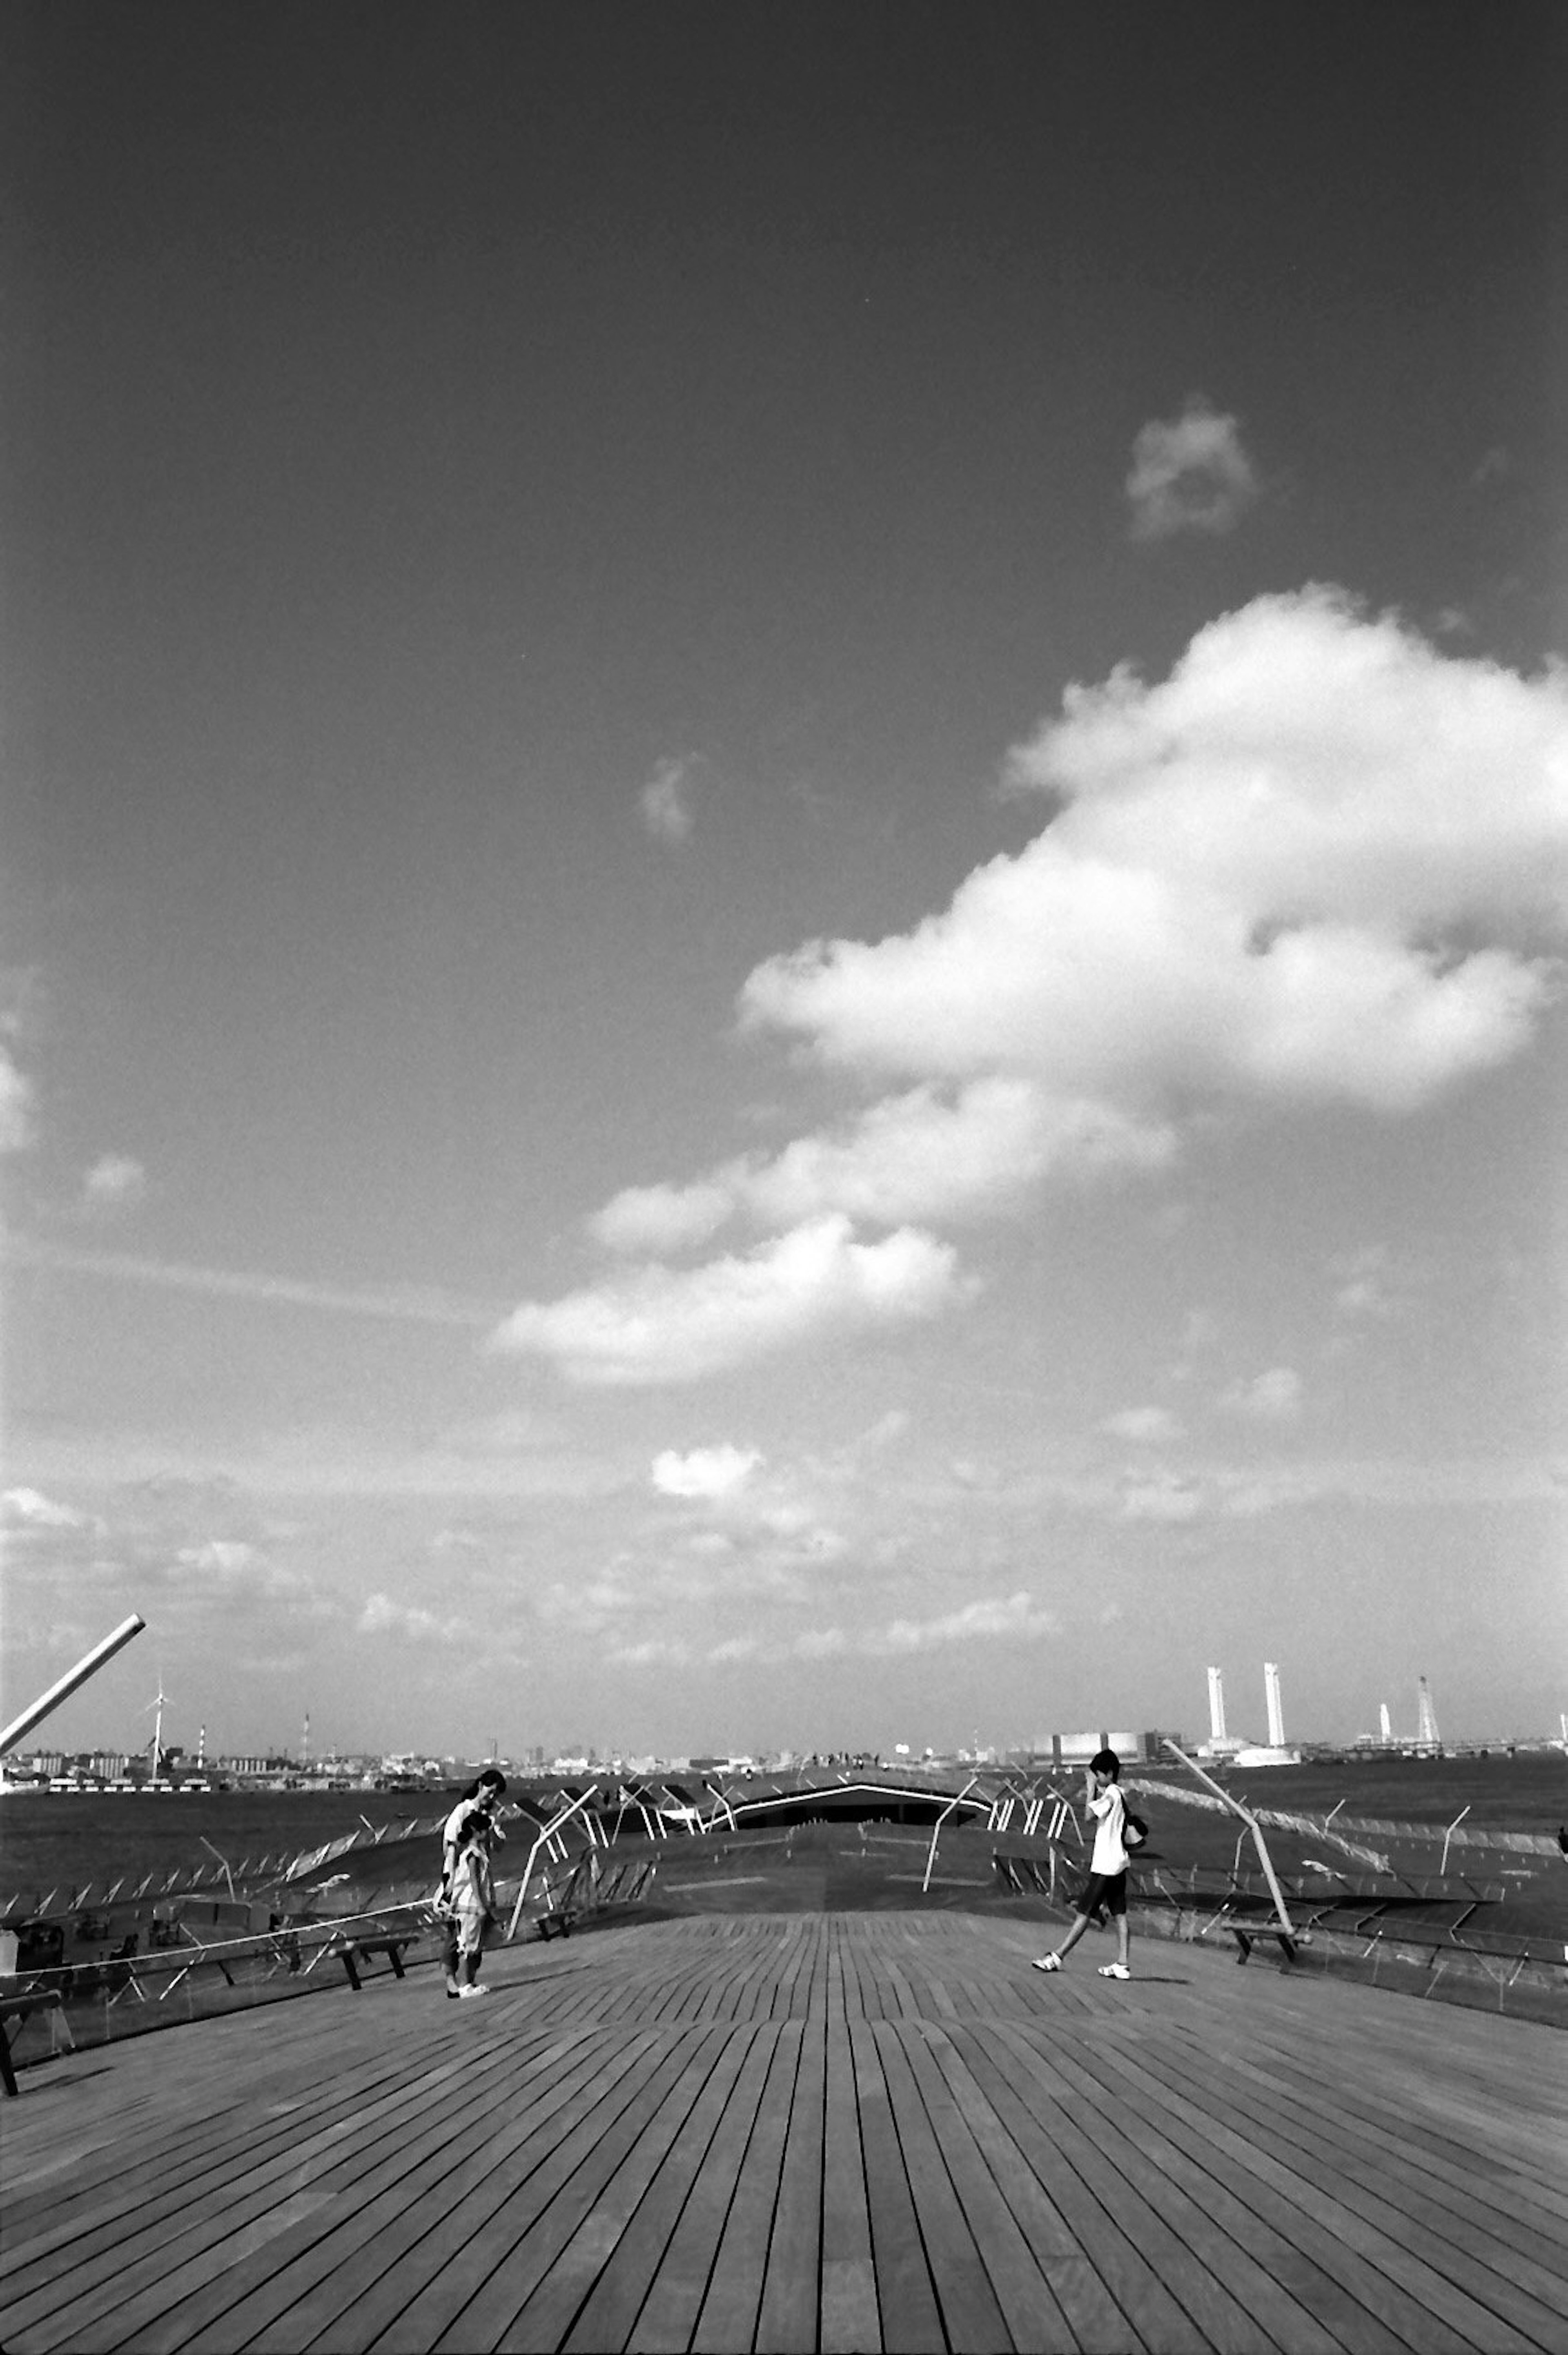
[1,1613,147,1755]
[1162,1737,1297,1943]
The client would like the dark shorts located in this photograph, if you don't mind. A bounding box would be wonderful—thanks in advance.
[1077,1869,1127,1920]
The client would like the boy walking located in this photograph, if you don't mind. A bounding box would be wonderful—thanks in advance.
[1032,1747,1133,1980]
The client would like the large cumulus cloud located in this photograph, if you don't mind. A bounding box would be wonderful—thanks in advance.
[499,589,1567,1385]
[742,591,1566,1111]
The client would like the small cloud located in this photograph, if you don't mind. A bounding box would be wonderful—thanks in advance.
[1126,397,1259,540]
[1102,1405,1183,1445]
[651,1444,763,1499]
[610,1636,690,1666]
[80,1153,149,1217]
[639,756,700,846]
[878,1590,1056,1652]
[793,1626,849,1659]
[1221,1366,1303,1422]
[358,1591,467,1643]
[1332,1248,1393,1320]
[590,1178,733,1256]
[1118,1470,1205,1522]
[707,1635,761,1662]
[0,1040,35,1154]
[3,1485,95,1531]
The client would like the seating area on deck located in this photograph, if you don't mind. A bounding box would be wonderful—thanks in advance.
[2,1908,1565,2354]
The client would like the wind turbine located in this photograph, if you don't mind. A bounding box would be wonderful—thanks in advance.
[143,1669,170,1781]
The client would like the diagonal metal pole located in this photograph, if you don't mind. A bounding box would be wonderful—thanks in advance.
[1162,1738,1297,1943]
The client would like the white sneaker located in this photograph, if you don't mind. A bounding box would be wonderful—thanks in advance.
[1098,1963,1131,1980]
[457,1983,488,1998]
[1031,1954,1062,1972]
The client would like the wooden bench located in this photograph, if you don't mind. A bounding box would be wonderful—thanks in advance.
[0,1989,71,2094]
[1227,1921,1301,1965]
[327,1934,415,1990]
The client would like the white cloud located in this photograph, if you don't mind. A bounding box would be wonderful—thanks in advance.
[80,1154,147,1215]
[1331,1247,1394,1320]
[358,1591,467,1643]
[651,1444,762,1499]
[0,1041,34,1154]
[2,1486,95,1531]
[592,1081,1174,1253]
[170,1538,315,1604]
[1118,1470,1205,1522]
[879,1590,1056,1652]
[1126,397,1258,539]
[742,591,1567,1118]
[590,1178,733,1255]
[707,1634,762,1662]
[1221,1367,1303,1422]
[639,755,699,845]
[492,1214,966,1385]
[792,1626,849,1658]
[610,1636,690,1666]
[1102,1405,1183,1444]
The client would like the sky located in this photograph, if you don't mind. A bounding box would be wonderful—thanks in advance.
[3,2,1565,1764]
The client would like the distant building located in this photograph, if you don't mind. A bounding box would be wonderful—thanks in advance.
[1032,1731,1177,1767]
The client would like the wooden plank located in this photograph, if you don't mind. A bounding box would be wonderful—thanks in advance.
[751,2005,825,2352]
[1184,2016,1568,2247]
[1152,2001,1568,2245]
[957,2021,1208,2354]
[553,2026,764,2351]
[929,2023,1154,2355]
[990,2017,1356,2355]
[1056,2019,1487,2355]
[621,2020,779,2352]
[893,2019,1080,2354]
[460,2023,742,2346]
[193,2032,655,2355]
[819,1930,880,2353]
[43,2028,621,2355]
[0,2019,557,2293]
[0,2034,516,2344]
[846,2015,944,2355]
[870,2019,1011,2352]
[690,2020,802,2354]
[347,2028,723,2355]
[1121,2017,1568,2348]
[1138,2024,1568,2353]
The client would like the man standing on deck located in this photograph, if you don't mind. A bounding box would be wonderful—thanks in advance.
[1031,1748,1134,1980]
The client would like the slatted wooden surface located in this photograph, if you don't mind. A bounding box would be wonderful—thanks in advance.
[2,1911,1564,2353]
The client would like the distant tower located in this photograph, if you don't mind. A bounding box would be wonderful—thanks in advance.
[1416,1678,1439,1751]
[197,1723,207,1769]
[302,1711,311,1768]
[1264,1662,1285,1749]
[1207,1666,1227,1747]
[1379,1702,1392,1745]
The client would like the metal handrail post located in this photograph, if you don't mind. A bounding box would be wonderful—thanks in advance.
[922,1776,978,1894]
[505,1785,600,1941]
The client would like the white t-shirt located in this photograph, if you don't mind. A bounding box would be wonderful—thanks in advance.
[1088,1784,1128,1876]
[441,1796,501,1886]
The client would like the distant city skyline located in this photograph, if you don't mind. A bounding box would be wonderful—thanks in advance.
[4,8,1565,1757]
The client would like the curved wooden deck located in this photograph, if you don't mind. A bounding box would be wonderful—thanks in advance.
[1,1910,1564,2353]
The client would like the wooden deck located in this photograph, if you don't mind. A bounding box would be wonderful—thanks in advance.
[2,1910,1564,2353]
